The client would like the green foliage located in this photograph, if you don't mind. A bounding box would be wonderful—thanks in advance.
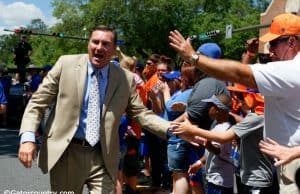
[50,0,269,61]
[28,19,48,33]
[0,0,270,68]
[0,34,19,67]
[191,0,263,59]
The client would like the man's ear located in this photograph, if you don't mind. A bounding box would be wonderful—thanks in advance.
[288,36,297,48]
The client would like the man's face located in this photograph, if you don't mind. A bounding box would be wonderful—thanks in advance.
[208,105,219,120]
[157,64,168,80]
[268,36,290,61]
[88,30,116,69]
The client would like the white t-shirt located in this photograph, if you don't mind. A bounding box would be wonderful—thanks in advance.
[250,52,300,146]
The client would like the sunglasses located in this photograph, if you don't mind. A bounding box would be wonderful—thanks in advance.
[269,36,290,48]
[146,61,155,66]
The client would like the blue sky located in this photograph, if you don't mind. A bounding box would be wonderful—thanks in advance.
[0,0,56,35]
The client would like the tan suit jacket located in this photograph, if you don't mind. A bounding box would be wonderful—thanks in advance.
[20,54,169,182]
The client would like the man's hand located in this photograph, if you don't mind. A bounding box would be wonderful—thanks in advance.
[169,30,195,62]
[177,133,207,147]
[157,80,169,94]
[259,138,298,166]
[188,159,204,176]
[245,38,259,54]
[18,142,37,168]
[170,117,196,136]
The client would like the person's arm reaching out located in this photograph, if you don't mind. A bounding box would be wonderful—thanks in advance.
[169,30,257,89]
[171,117,237,144]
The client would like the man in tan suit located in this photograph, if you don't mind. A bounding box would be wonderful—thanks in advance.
[18,26,170,193]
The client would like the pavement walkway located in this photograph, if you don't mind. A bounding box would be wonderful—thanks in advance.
[0,127,171,194]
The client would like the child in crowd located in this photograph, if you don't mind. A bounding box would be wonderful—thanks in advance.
[171,84,274,194]
[187,94,235,194]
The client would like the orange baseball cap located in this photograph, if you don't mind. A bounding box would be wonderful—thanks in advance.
[243,93,264,107]
[228,83,265,114]
[260,13,300,43]
[227,83,248,93]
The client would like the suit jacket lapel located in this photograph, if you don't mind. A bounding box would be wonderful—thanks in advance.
[76,55,89,106]
[102,63,120,117]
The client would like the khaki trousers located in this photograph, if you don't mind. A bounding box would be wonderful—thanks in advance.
[277,158,300,194]
[50,142,115,194]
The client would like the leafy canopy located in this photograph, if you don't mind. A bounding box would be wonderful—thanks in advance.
[0,0,269,68]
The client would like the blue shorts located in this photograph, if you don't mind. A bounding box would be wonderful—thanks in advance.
[167,140,190,172]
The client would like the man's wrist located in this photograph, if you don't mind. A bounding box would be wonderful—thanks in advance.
[189,53,199,65]
[246,51,255,57]
[20,131,36,144]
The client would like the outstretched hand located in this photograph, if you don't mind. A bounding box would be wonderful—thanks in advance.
[176,133,207,147]
[170,116,196,136]
[188,160,204,176]
[170,117,207,147]
[259,138,296,166]
[169,30,195,62]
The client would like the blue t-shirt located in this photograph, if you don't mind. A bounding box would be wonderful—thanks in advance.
[164,89,192,144]
[164,89,192,121]
[0,82,7,104]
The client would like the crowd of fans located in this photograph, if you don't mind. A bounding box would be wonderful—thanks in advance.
[110,34,283,194]
[8,12,300,194]
[0,64,51,127]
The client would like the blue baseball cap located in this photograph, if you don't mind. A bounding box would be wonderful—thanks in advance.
[197,43,222,59]
[202,95,231,112]
[162,71,181,80]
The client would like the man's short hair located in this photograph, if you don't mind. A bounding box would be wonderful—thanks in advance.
[148,54,160,64]
[90,25,117,45]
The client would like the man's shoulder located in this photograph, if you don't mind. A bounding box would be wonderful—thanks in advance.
[57,54,89,67]
[59,54,88,60]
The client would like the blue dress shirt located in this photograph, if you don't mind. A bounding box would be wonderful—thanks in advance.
[20,61,109,143]
[74,61,108,139]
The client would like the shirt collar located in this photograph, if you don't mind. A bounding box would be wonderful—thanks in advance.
[88,60,109,78]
